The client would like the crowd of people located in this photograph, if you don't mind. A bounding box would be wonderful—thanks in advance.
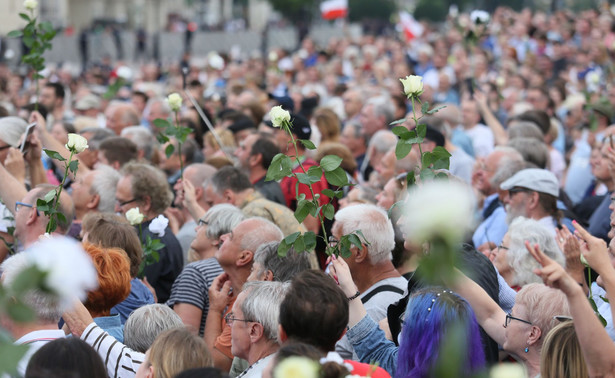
[3,3,615,378]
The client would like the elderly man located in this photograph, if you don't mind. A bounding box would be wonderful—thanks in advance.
[203,166,306,238]
[229,281,289,377]
[1,251,66,375]
[205,217,283,371]
[500,168,562,234]
[106,102,140,135]
[115,162,183,303]
[460,99,494,158]
[331,204,407,359]
[247,242,312,282]
[359,96,395,140]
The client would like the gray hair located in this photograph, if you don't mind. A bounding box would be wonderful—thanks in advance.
[239,217,284,253]
[203,204,245,241]
[185,163,217,189]
[489,147,525,188]
[0,116,27,147]
[123,304,184,352]
[90,165,121,213]
[79,127,114,150]
[253,242,312,282]
[344,120,365,139]
[507,121,544,141]
[1,253,63,322]
[507,217,565,287]
[121,126,156,161]
[334,204,395,264]
[366,96,395,127]
[240,281,290,340]
[146,97,171,117]
[369,130,397,154]
[508,137,549,169]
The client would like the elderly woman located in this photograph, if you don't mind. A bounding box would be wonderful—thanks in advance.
[83,243,132,342]
[81,212,155,323]
[167,204,245,336]
[493,217,565,289]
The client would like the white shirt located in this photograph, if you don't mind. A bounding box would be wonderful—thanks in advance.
[15,329,66,376]
[463,124,494,158]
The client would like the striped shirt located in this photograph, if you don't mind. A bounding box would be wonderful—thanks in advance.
[81,323,144,378]
[166,258,223,336]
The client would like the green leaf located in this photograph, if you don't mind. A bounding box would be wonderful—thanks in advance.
[395,139,412,160]
[323,203,335,220]
[320,155,343,172]
[406,171,416,187]
[416,123,426,139]
[419,169,435,181]
[284,232,301,244]
[40,21,54,33]
[303,232,317,251]
[307,165,323,178]
[153,118,171,130]
[44,189,56,203]
[23,35,34,48]
[0,339,29,375]
[299,139,316,150]
[47,217,57,233]
[422,146,451,170]
[389,118,407,126]
[355,230,370,246]
[420,101,430,114]
[296,173,319,185]
[277,240,291,257]
[35,200,49,213]
[68,159,79,174]
[266,154,293,181]
[294,234,306,253]
[7,30,23,38]
[10,266,43,295]
[294,199,317,223]
[19,13,30,22]
[6,300,36,322]
[176,126,192,143]
[156,133,170,144]
[426,105,446,115]
[600,295,610,303]
[392,125,412,139]
[324,167,348,187]
[321,189,337,198]
[165,144,175,158]
[348,233,363,249]
[56,212,67,225]
[44,149,66,162]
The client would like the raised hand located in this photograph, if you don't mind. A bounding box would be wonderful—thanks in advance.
[572,221,613,276]
[326,254,358,298]
[208,272,233,314]
[526,241,579,295]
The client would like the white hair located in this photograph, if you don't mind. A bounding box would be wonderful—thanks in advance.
[334,204,395,264]
[90,165,121,213]
[239,217,284,252]
[123,304,184,352]
[121,126,156,161]
[507,217,565,287]
[241,281,290,340]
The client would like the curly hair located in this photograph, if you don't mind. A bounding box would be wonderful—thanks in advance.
[122,162,173,215]
[82,242,131,316]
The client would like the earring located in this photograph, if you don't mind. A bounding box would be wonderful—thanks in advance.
[524,347,529,353]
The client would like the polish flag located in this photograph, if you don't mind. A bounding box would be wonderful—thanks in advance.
[320,0,348,20]
[399,11,424,41]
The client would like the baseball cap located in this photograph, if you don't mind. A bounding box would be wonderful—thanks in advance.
[500,168,559,197]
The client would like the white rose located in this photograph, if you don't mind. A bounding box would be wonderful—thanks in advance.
[402,180,476,244]
[22,236,98,310]
[580,253,590,267]
[400,75,424,99]
[208,53,225,70]
[495,77,506,87]
[24,0,37,10]
[269,105,291,128]
[65,133,89,153]
[126,207,145,226]
[470,10,490,25]
[587,71,601,85]
[148,214,168,237]
[167,93,183,112]
[116,66,133,81]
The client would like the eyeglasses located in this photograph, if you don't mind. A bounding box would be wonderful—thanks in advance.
[15,201,39,215]
[224,312,254,326]
[0,144,11,151]
[508,187,531,196]
[198,218,209,227]
[328,235,339,247]
[116,198,140,207]
[504,313,533,328]
[497,244,509,252]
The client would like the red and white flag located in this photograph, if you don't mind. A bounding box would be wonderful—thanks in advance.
[320,0,348,20]
[399,11,424,41]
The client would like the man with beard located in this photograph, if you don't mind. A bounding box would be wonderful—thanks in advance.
[500,168,561,235]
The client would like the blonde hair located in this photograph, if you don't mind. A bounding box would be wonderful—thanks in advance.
[147,327,211,378]
[540,321,588,378]
[204,128,235,152]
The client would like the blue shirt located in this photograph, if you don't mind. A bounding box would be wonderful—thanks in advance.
[112,278,155,324]
[346,315,398,376]
[93,314,124,343]
[472,194,508,247]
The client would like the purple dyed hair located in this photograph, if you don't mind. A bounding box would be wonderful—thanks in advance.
[395,287,486,378]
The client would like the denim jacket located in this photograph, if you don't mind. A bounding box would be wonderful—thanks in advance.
[346,315,398,376]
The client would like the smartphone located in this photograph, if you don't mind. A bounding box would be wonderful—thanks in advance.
[20,122,36,154]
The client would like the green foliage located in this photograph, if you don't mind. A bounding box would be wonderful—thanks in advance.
[137,226,164,278]
[413,0,448,23]
[103,78,125,100]
[348,0,397,22]
[266,0,316,23]
[38,149,79,233]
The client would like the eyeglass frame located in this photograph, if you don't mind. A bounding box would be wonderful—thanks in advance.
[507,187,532,196]
[198,218,209,227]
[224,312,254,326]
[15,201,39,216]
[116,197,140,207]
[504,313,533,328]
